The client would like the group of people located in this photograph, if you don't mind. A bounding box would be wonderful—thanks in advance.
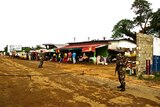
[38,51,77,68]
[38,50,129,92]
[51,51,77,64]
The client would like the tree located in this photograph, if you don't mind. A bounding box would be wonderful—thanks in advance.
[112,19,136,42]
[22,47,31,53]
[112,0,159,41]
[4,45,8,53]
[35,45,43,50]
[4,45,9,55]
[149,9,160,37]
[131,0,152,33]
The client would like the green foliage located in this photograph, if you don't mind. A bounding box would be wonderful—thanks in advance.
[131,0,152,33]
[112,0,160,40]
[3,45,9,56]
[35,45,43,50]
[22,47,31,52]
[4,45,8,53]
[154,72,160,81]
[112,19,136,42]
[150,9,160,36]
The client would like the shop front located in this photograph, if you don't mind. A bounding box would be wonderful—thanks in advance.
[60,43,108,64]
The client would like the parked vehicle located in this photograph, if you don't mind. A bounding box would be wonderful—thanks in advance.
[18,52,28,60]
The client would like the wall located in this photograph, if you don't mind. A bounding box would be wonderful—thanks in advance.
[118,40,136,48]
[108,40,136,50]
[152,37,160,72]
[152,56,160,72]
[108,41,118,50]
[96,46,109,57]
[136,33,153,73]
[153,37,160,56]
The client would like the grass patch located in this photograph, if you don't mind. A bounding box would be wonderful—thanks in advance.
[139,72,160,82]
[154,73,160,81]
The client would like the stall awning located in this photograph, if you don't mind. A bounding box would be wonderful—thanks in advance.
[60,44,107,52]
[48,49,55,52]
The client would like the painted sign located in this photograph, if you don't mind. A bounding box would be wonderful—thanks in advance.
[8,45,22,52]
[82,47,95,52]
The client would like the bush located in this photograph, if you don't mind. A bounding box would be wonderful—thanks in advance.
[154,72,160,81]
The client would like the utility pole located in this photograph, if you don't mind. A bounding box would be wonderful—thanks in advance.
[73,37,76,42]
[103,36,106,40]
[88,37,90,41]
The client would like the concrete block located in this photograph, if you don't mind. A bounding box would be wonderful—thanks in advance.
[142,74,155,79]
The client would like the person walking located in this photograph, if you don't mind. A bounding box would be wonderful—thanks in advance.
[38,50,44,68]
[116,53,128,91]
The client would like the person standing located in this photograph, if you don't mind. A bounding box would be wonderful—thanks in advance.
[38,50,44,68]
[29,53,31,60]
[35,52,38,61]
[96,55,101,64]
[67,51,72,63]
[53,53,56,62]
[116,53,128,91]
[58,53,61,63]
[63,52,68,63]
[72,51,76,64]
[60,53,63,63]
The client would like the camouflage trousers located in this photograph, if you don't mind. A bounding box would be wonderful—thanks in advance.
[38,59,43,68]
[118,66,126,86]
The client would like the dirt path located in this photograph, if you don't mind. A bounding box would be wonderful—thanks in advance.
[0,57,160,107]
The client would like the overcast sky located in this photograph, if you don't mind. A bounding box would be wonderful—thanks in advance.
[0,0,159,50]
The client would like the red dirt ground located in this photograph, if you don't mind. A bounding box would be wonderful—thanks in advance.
[0,56,160,107]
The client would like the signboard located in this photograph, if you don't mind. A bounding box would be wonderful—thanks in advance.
[82,47,95,52]
[153,37,160,56]
[8,45,22,52]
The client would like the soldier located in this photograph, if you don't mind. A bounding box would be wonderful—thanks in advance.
[38,50,44,68]
[116,53,128,91]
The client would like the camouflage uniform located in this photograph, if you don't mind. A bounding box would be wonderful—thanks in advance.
[116,53,128,91]
[38,51,44,68]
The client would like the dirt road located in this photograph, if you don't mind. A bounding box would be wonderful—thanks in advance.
[0,57,160,107]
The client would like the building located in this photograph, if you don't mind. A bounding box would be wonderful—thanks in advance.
[60,38,136,64]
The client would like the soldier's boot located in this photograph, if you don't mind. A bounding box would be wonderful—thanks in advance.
[38,64,42,68]
[117,85,122,88]
[120,85,125,91]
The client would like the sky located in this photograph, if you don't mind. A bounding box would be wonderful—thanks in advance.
[0,0,159,50]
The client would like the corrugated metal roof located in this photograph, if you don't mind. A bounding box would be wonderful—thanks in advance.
[60,43,107,50]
